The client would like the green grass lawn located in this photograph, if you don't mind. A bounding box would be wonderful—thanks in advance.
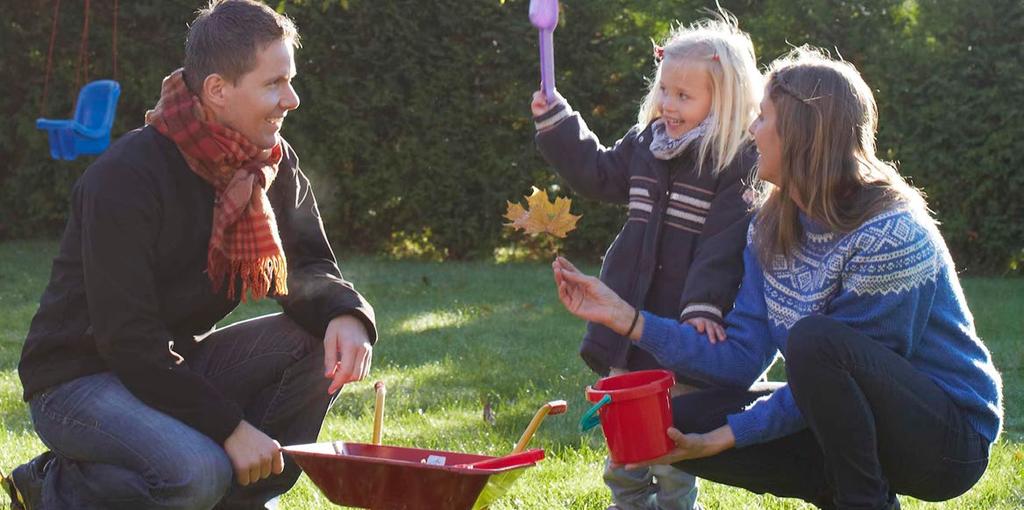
[1,239,1021,509]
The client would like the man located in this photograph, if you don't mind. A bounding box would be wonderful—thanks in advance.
[1,1,375,508]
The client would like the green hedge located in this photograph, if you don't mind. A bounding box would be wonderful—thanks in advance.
[2,0,1021,272]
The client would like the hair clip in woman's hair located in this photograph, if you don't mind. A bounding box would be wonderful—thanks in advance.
[775,75,810,105]
[711,54,720,61]
[653,45,665,62]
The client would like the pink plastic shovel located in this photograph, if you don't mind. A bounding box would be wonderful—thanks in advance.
[529,0,559,103]
[454,448,546,470]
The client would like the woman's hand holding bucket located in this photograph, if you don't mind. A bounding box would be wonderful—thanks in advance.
[620,425,736,470]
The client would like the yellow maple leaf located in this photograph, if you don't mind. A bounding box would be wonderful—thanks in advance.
[504,201,529,229]
[505,187,581,238]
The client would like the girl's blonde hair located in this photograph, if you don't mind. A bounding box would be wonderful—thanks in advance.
[636,11,762,175]
[752,46,929,262]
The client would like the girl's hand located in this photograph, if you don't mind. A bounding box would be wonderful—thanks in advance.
[621,425,735,469]
[552,257,636,335]
[685,317,727,344]
[531,90,554,117]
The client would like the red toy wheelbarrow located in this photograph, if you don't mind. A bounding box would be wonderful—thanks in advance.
[283,382,567,509]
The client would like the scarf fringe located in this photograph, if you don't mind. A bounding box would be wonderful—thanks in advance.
[209,252,288,302]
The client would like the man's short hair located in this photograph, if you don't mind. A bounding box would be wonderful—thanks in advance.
[184,0,300,95]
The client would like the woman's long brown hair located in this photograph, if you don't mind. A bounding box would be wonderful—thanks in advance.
[752,47,929,263]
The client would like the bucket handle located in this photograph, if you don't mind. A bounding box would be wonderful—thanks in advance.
[578,394,611,432]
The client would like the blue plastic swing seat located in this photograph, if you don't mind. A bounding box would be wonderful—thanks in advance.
[36,80,121,160]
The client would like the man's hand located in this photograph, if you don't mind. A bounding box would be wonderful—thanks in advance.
[621,425,736,470]
[685,317,727,344]
[323,315,372,394]
[223,420,283,486]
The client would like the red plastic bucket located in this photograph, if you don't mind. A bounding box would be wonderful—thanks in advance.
[583,369,675,464]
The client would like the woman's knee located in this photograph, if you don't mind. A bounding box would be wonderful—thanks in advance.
[784,315,845,369]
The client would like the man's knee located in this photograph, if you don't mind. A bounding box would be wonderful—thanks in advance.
[222,313,321,359]
[155,446,233,510]
[76,446,231,510]
[265,313,322,355]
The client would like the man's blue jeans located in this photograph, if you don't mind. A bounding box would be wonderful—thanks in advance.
[27,313,336,510]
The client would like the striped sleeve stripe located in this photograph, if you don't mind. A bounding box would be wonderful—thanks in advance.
[665,221,701,234]
[674,182,715,196]
[670,202,708,215]
[534,107,571,131]
[631,176,658,184]
[629,187,650,198]
[680,303,723,319]
[629,201,654,213]
[670,192,711,210]
[666,207,706,224]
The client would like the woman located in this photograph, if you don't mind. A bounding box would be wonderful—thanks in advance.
[553,47,1002,510]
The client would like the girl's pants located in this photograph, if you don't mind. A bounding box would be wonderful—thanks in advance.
[27,313,336,510]
[603,461,698,510]
[672,315,989,510]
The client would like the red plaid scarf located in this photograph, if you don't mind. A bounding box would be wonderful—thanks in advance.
[145,68,288,301]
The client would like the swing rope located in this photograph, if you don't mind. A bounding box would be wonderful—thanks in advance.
[112,0,119,81]
[40,0,61,118]
[41,0,117,117]
[74,0,92,97]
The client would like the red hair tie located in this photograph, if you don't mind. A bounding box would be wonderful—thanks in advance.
[653,45,664,62]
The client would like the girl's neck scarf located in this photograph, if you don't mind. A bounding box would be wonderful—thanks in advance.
[145,68,287,301]
[648,116,713,161]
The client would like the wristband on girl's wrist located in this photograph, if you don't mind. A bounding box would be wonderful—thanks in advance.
[623,307,640,338]
[532,101,565,122]
[533,100,570,131]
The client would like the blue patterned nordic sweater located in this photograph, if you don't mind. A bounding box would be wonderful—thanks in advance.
[636,207,1003,448]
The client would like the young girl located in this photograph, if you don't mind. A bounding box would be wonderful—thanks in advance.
[530,14,762,510]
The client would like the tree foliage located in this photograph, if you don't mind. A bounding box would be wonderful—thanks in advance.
[1,0,1020,272]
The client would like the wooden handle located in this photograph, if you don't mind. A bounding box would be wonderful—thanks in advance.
[372,381,386,445]
[512,404,551,454]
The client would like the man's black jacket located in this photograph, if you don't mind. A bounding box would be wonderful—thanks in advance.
[18,126,376,443]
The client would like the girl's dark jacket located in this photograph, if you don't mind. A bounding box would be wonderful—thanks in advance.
[536,111,754,378]
[17,126,376,444]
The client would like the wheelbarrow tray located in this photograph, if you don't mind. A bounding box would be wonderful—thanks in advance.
[283,442,540,509]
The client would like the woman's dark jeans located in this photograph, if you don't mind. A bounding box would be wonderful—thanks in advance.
[28,313,336,510]
[672,315,989,510]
